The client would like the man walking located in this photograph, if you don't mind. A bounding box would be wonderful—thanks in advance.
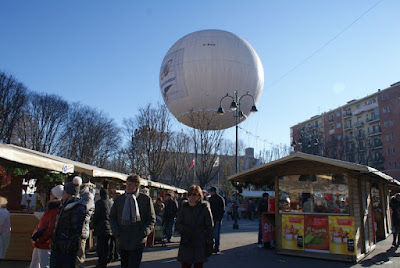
[93,188,113,268]
[163,193,178,243]
[110,174,155,268]
[50,177,86,268]
[208,187,225,253]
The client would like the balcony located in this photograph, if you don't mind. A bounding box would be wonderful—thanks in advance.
[343,111,352,118]
[366,116,380,124]
[371,141,383,149]
[355,121,364,128]
[368,129,382,137]
[343,124,352,130]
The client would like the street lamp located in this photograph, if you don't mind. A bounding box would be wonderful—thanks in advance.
[217,91,258,229]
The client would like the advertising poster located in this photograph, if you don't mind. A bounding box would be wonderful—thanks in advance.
[304,215,329,252]
[261,213,275,242]
[282,214,304,250]
[329,216,356,255]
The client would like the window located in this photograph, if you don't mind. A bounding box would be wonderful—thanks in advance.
[384,121,388,127]
[395,162,398,169]
[388,105,392,112]
[336,122,341,128]
[336,111,340,117]
[279,174,349,215]
[391,133,394,140]
[381,94,385,100]
[393,148,396,155]
[360,141,364,150]
[389,119,393,126]
[315,121,318,127]
[389,163,392,169]
[383,107,386,113]
[337,134,342,140]
[386,135,390,141]
[388,148,391,155]
[387,92,390,99]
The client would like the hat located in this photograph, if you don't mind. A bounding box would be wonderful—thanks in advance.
[262,192,269,198]
[209,187,217,193]
[51,185,64,199]
[64,176,82,196]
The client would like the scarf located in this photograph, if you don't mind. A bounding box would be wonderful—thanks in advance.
[121,190,141,225]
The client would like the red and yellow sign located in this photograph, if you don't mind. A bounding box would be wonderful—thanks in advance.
[328,216,356,255]
[282,214,304,250]
[304,215,329,252]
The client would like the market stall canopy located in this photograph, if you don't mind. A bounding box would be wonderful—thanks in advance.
[229,152,400,187]
[241,190,275,198]
[0,143,73,173]
[9,145,136,183]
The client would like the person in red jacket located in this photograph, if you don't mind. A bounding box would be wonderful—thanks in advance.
[29,185,63,268]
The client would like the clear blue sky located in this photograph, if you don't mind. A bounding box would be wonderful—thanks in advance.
[1,0,399,157]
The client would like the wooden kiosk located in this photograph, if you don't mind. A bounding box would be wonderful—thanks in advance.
[229,152,400,263]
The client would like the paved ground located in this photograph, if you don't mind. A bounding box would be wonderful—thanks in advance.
[2,219,400,268]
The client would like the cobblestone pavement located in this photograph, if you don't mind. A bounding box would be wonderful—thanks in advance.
[2,219,400,268]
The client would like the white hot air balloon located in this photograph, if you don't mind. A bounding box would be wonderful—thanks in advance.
[159,29,264,130]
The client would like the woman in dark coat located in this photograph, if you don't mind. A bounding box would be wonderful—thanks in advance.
[176,185,213,268]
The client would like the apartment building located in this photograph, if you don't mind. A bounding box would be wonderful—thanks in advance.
[291,81,400,180]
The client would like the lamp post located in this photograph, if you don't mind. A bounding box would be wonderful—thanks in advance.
[217,91,258,229]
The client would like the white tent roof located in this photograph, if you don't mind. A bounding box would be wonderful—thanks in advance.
[0,143,73,174]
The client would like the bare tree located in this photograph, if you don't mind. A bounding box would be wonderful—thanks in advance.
[0,72,28,143]
[189,110,224,189]
[124,103,172,181]
[58,103,121,167]
[164,130,192,187]
[15,92,69,154]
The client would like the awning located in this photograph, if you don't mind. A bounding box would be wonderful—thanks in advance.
[0,143,73,174]
[229,152,400,187]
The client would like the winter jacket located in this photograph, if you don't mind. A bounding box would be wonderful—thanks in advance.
[391,197,400,226]
[208,194,225,222]
[257,198,269,214]
[176,200,214,264]
[163,199,178,220]
[93,194,113,236]
[51,196,86,254]
[31,200,60,249]
[79,185,95,240]
[110,192,155,251]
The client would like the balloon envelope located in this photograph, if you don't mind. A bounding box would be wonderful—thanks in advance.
[159,29,264,130]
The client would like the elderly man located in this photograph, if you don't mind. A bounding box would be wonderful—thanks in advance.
[110,174,155,268]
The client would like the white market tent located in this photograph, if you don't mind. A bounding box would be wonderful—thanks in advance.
[0,143,73,174]
[0,143,187,192]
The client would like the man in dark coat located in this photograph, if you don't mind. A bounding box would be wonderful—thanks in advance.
[208,187,225,253]
[50,177,86,268]
[256,192,269,248]
[93,188,114,268]
[110,174,155,268]
[390,193,400,246]
[163,193,178,243]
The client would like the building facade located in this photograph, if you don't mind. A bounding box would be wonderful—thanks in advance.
[291,81,400,180]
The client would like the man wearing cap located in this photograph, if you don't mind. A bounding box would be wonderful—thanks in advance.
[208,187,225,253]
[110,174,155,268]
[50,177,86,268]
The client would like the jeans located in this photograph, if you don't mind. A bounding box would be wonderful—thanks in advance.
[50,249,76,268]
[213,220,222,250]
[165,218,175,240]
[258,218,263,245]
[96,235,112,268]
[120,244,144,268]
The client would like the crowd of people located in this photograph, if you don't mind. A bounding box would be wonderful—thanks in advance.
[0,173,281,268]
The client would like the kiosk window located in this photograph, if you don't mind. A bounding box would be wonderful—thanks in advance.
[279,174,349,214]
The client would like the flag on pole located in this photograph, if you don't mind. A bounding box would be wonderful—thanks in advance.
[189,158,195,170]
[213,156,219,167]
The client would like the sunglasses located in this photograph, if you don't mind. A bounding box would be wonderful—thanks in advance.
[188,193,199,197]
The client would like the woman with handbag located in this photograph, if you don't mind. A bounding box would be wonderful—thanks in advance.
[29,185,63,268]
[175,185,214,268]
